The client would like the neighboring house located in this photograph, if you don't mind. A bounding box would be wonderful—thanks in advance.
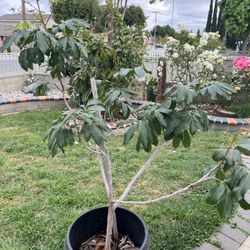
[0,14,55,51]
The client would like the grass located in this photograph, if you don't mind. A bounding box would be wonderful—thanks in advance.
[0,110,235,250]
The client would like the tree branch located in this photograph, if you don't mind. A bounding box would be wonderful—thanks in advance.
[113,162,219,205]
[114,138,166,209]
[114,133,239,205]
[58,76,72,110]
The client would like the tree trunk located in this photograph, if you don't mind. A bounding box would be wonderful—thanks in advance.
[90,78,118,250]
[156,57,166,103]
[223,30,227,46]
[122,0,128,19]
[242,28,250,54]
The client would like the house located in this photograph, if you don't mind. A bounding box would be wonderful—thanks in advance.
[0,14,55,51]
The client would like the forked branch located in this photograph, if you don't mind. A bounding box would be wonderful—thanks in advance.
[114,138,166,209]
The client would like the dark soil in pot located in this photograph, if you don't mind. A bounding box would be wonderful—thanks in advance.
[65,207,149,250]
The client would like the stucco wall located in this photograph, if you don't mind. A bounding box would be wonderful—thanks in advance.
[0,73,28,93]
[0,73,69,93]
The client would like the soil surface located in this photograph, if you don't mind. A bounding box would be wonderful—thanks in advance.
[80,234,138,250]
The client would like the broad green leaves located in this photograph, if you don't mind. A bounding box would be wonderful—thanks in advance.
[19,48,44,71]
[124,124,137,145]
[36,31,49,54]
[44,122,75,157]
[2,19,88,78]
[165,84,197,105]
[217,186,234,218]
[235,139,250,156]
[206,140,250,218]
[199,81,237,101]
[206,183,226,205]
[44,100,111,156]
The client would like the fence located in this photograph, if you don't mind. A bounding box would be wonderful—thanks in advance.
[144,49,165,63]
[0,52,46,76]
[0,53,24,75]
[0,50,247,76]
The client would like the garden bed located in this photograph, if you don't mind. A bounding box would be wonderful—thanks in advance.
[0,110,235,250]
[1,91,249,133]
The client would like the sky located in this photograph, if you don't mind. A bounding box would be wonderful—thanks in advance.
[0,0,211,32]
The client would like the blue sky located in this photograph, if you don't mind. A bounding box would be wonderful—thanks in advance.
[0,0,211,32]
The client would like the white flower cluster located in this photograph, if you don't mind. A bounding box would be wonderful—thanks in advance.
[199,32,220,47]
[196,49,224,72]
[183,43,195,53]
[164,30,224,81]
[166,36,180,46]
[188,32,196,38]
[177,23,186,32]
[172,52,179,58]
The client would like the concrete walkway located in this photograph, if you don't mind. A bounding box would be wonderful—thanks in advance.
[194,156,250,250]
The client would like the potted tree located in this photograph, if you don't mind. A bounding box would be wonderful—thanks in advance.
[4,14,250,250]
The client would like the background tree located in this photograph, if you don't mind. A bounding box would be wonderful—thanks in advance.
[122,5,146,27]
[211,0,218,32]
[222,0,250,53]
[205,0,213,32]
[51,0,101,26]
[197,29,201,38]
[151,25,176,39]
[217,0,226,38]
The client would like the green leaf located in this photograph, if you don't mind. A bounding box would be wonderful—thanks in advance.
[18,49,29,71]
[113,68,131,79]
[175,84,197,105]
[69,37,80,58]
[138,122,149,152]
[199,81,236,101]
[206,183,225,205]
[217,187,234,218]
[3,33,16,50]
[226,166,246,191]
[66,129,74,145]
[56,127,65,149]
[239,199,250,210]
[134,66,146,78]
[150,118,161,136]
[172,135,181,148]
[212,149,227,162]
[235,139,250,156]
[36,31,49,54]
[154,111,167,127]
[123,124,137,145]
[216,169,225,181]
[83,125,91,142]
[89,105,105,112]
[233,173,250,201]
[182,130,191,148]
[90,125,104,146]
[149,121,159,146]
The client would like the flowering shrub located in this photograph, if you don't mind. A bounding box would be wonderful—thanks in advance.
[233,56,250,70]
[165,30,223,83]
[232,56,250,90]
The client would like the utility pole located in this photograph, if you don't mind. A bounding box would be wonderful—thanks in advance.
[171,0,174,27]
[153,11,159,45]
[21,0,26,22]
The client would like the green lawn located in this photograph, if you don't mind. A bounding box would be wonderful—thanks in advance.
[0,110,235,250]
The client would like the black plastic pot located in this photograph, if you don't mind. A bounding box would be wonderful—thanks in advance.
[65,206,149,250]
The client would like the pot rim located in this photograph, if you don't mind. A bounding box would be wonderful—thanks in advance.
[65,206,149,250]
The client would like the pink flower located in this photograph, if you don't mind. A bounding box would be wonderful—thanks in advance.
[233,56,250,70]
